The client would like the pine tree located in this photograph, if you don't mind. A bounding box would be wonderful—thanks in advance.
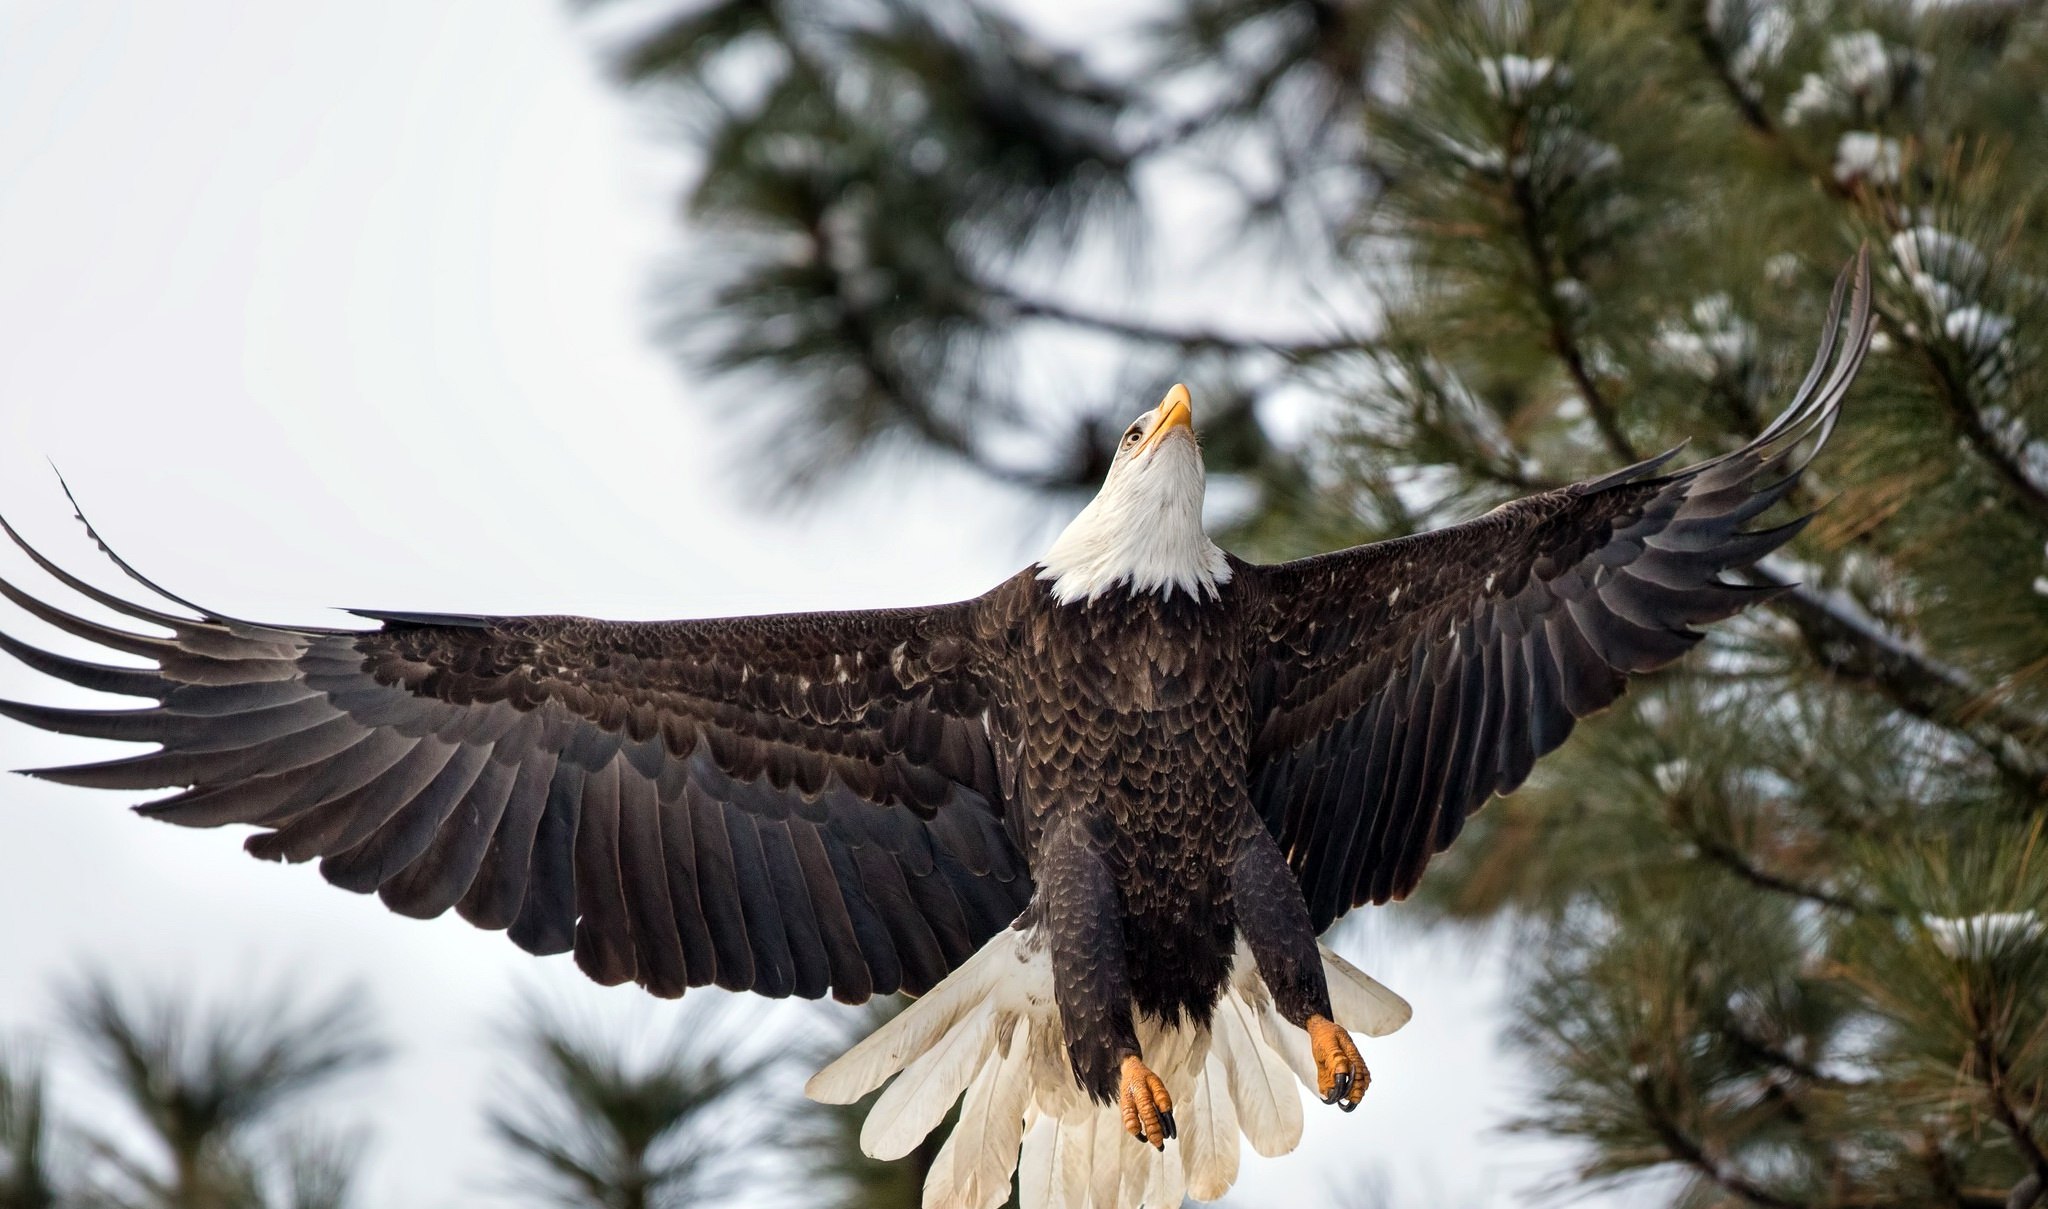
[489,996,767,1209]
[0,1046,59,1209]
[61,977,380,1209]
[583,0,2048,1204]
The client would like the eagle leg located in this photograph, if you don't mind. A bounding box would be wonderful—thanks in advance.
[1034,818,1152,1108]
[1305,1014,1368,1110]
[1231,820,1339,1024]
[1117,1054,1177,1149]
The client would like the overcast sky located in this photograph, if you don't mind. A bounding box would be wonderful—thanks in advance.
[0,3,1613,1206]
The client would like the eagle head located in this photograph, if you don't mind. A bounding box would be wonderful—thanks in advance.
[1037,384,1232,606]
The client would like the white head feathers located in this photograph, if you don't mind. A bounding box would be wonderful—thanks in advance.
[1037,384,1232,606]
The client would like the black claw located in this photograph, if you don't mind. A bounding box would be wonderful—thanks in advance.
[1160,1109,1177,1140]
[1339,1096,1359,1113]
[1331,1070,1353,1102]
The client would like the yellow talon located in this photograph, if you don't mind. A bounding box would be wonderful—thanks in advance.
[1305,1014,1368,1110]
[1117,1054,1177,1149]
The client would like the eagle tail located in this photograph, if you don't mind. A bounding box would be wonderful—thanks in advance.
[806,928,1411,1209]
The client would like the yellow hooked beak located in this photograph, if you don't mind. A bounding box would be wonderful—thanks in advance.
[1134,383,1194,457]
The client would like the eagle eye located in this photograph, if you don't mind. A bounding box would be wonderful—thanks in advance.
[1122,426,1144,447]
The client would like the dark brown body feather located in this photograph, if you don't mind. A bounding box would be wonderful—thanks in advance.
[975,576,1290,1095]
[982,576,1251,1012]
[0,254,1872,1106]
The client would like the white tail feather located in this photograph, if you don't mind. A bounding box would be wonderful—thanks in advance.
[1180,1051,1240,1198]
[863,1004,999,1160]
[1208,991,1300,1158]
[808,928,1410,1209]
[1015,1118,1060,1209]
[1324,946,1414,1037]
[925,1024,1036,1209]
[809,936,1039,1105]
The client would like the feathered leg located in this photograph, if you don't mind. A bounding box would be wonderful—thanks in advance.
[1231,821,1365,1109]
[1036,819,1176,1147]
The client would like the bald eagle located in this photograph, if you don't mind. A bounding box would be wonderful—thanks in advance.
[0,254,1870,1207]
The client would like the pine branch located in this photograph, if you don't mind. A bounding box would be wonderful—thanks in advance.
[1923,1140,2011,1209]
[1905,318,2048,532]
[1975,1032,2048,1209]
[1630,1076,1813,1209]
[1682,5,1849,200]
[1684,9,2048,533]
[1752,571,2048,788]
[1720,1019,1861,1090]
[1685,828,1888,916]
[1000,289,1373,357]
[1503,133,1641,464]
[826,294,1079,491]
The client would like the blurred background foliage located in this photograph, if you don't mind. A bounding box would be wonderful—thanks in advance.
[571,0,2048,1204]
[9,0,2048,1206]
[0,982,942,1209]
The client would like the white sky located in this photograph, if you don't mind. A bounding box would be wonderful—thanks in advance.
[0,3,1619,1206]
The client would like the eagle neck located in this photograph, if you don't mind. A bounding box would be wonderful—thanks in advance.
[1035,465,1230,606]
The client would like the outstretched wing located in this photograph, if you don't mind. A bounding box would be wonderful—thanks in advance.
[1242,250,1874,931]
[0,529,1029,1003]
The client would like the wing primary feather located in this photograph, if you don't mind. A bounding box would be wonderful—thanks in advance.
[320,740,493,892]
[50,475,327,635]
[1636,515,1812,586]
[722,801,797,997]
[826,835,905,996]
[1376,635,1471,904]
[613,769,689,998]
[854,840,948,994]
[377,752,520,920]
[759,819,832,999]
[788,820,875,1003]
[572,758,639,988]
[507,760,583,956]
[137,758,343,829]
[247,737,460,864]
[1544,610,1624,718]
[165,680,321,717]
[0,630,167,699]
[0,514,193,630]
[656,787,719,989]
[457,749,559,931]
[163,696,340,752]
[28,713,366,791]
[246,726,416,825]
[0,576,179,660]
[1565,594,1699,672]
[1363,663,1441,905]
[684,781,756,992]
